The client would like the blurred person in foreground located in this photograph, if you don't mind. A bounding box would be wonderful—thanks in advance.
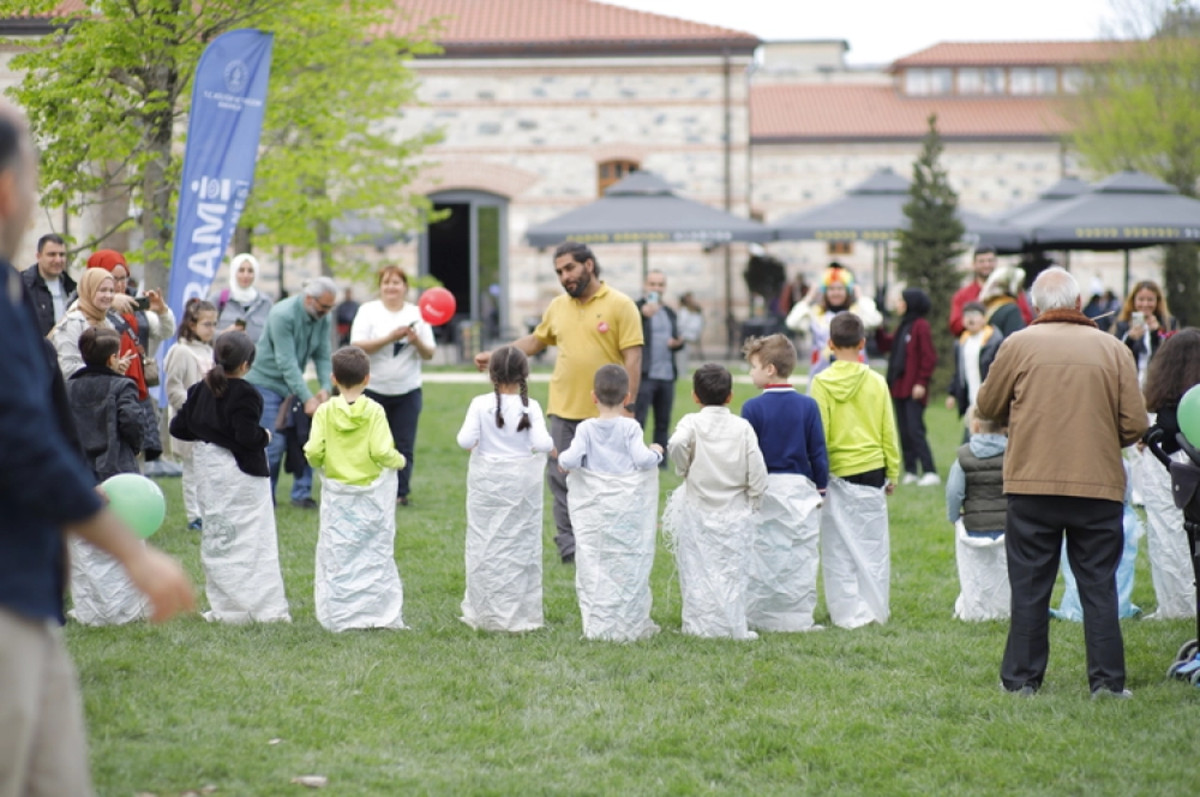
[0,101,193,797]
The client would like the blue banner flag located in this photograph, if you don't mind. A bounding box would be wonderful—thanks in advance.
[165,28,273,326]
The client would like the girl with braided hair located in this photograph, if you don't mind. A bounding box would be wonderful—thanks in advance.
[456,346,554,631]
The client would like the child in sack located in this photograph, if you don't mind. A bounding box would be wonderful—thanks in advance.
[456,346,554,632]
[741,335,828,632]
[810,313,901,629]
[65,326,147,625]
[170,331,291,624]
[559,364,663,641]
[944,409,1011,621]
[664,363,768,640]
[304,346,408,632]
[164,298,218,531]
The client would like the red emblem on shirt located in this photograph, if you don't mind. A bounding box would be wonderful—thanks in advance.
[597,321,609,333]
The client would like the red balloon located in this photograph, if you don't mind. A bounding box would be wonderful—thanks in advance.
[418,287,457,326]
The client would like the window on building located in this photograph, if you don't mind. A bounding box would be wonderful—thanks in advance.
[983,68,1005,95]
[827,242,853,256]
[958,68,982,94]
[930,68,953,95]
[1062,67,1086,93]
[1036,68,1058,94]
[1011,68,1035,95]
[904,68,930,95]
[597,160,639,196]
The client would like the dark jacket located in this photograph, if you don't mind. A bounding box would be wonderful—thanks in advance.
[170,377,270,477]
[878,316,937,406]
[958,442,1006,533]
[1,261,102,624]
[1114,317,1175,369]
[66,367,144,481]
[21,263,76,338]
[948,326,1005,416]
[635,299,683,380]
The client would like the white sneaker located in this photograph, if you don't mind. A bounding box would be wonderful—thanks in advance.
[901,473,919,485]
[917,472,941,487]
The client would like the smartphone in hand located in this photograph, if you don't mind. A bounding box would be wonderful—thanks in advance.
[135,296,152,311]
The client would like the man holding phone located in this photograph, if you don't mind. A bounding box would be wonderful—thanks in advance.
[634,270,684,463]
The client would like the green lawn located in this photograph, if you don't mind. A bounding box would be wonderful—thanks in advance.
[71,378,1200,796]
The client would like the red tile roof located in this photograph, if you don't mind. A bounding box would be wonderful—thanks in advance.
[4,0,83,19]
[892,40,1131,69]
[384,0,759,55]
[751,84,1070,142]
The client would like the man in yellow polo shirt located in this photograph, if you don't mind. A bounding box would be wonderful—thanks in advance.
[475,242,643,563]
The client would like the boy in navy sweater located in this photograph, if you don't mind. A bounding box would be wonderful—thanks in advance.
[741,334,829,631]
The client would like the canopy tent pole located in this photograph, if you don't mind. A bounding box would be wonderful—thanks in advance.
[641,242,649,282]
[1124,249,1131,296]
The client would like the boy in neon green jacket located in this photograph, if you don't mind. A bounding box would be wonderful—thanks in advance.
[305,347,406,485]
[809,313,901,628]
[305,346,408,632]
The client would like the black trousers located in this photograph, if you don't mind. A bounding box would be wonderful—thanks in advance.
[547,416,581,560]
[634,377,674,461]
[364,388,422,498]
[1002,494,1125,692]
[893,398,934,475]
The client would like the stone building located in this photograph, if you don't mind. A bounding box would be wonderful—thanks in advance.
[751,40,1151,298]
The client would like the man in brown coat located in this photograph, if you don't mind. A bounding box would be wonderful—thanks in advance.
[976,267,1147,699]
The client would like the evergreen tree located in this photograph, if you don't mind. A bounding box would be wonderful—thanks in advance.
[894,114,964,391]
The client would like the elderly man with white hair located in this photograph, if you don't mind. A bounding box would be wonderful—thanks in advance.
[246,276,338,508]
[976,267,1147,699]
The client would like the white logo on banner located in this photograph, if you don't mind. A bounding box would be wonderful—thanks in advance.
[224,60,249,94]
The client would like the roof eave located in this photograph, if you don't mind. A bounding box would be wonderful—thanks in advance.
[0,17,65,35]
[751,133,1066,145]
[422,38,761,59]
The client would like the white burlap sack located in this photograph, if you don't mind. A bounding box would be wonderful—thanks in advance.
[746,474,823,632]
[68,536,146,626]
[662,487,757,640]
[461,453,545,632]
[820,476,890,629]
[194,442,291,624]
[315,469,406,632]
[1141,447,1196,619]
[952,520,1010,622]
[567,467,660,641]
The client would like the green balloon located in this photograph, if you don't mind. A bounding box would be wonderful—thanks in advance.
[101,473,166,539]
[1178,384,1200,450]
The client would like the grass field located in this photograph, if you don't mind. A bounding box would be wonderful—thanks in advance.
[70,376,1200,796]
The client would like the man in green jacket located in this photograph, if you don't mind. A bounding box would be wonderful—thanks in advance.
[246,276,336,508]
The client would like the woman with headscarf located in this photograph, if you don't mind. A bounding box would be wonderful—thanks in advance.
[980,264,1027,339]
[50,269,127,377]
[878,288,938,486]
[785,263,882,379]
[214,253,274,344]
[83,249,175,461]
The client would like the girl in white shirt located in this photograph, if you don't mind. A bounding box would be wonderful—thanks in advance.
[456,346,554,632]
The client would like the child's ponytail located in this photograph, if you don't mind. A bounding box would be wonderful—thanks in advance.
[493,382,506,429]
[205,330,257,398]
[488,345,532,431]
[517,377,532,432]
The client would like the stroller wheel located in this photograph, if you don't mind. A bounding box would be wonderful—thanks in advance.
[1191,667,1200,687]
[1170,657,1200,679]
[1176,640,1200,662]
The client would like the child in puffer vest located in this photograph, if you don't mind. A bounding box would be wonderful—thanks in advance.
[944,411,1010,621]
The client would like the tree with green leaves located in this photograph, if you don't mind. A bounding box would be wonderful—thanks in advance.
[1070,0,1200,324]
[894,114,964,390]
[3,0,439,293]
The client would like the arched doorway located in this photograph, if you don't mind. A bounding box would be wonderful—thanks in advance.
[419,190,509,344]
